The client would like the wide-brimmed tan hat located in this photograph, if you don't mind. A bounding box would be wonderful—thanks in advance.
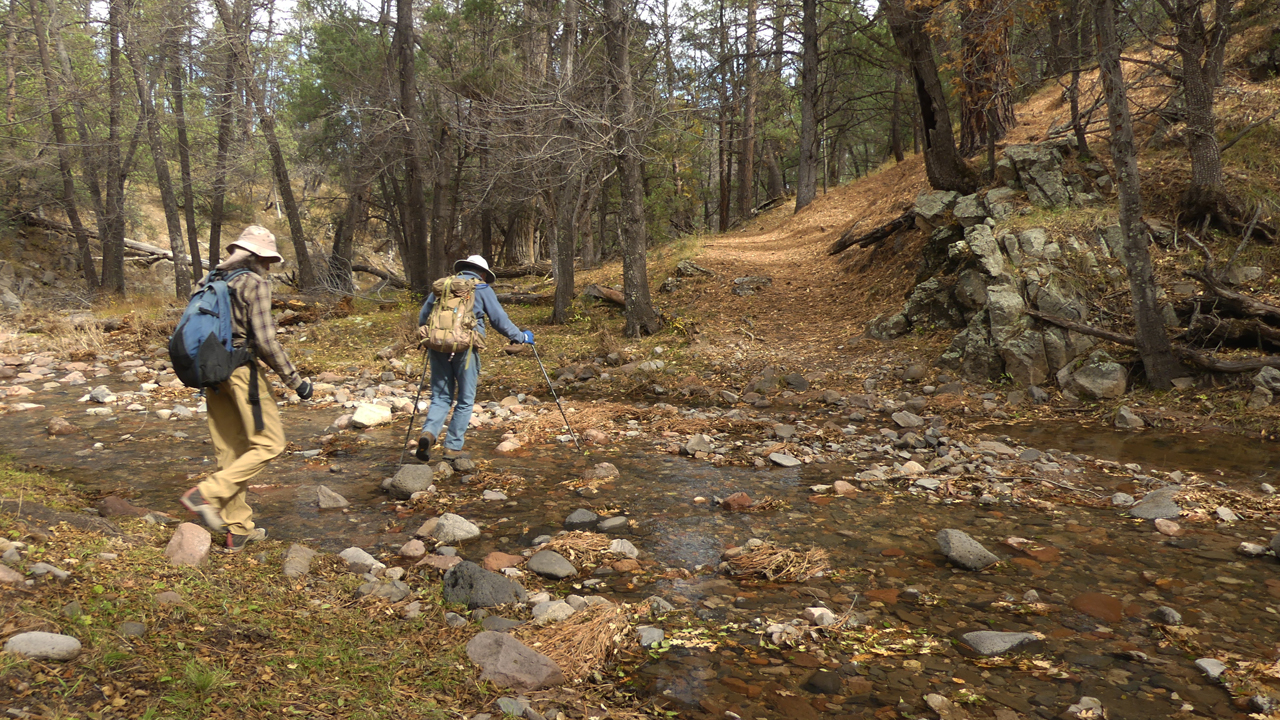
[453,254,495,283]
[228,226,283,263]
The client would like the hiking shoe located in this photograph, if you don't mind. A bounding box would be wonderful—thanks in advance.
[442,448,470,461]
[179,487,227,533]
[415,431,436,462]
[225,527,267,553]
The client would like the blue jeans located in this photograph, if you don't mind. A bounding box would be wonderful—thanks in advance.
[421,349,480,451]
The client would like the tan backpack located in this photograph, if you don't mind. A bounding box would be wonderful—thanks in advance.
[422,275,487,353]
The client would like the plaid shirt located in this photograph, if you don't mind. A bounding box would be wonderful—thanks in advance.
[198,269,302,389]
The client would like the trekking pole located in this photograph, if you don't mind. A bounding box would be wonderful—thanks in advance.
[399,346,431,468]
[530,343,582,452]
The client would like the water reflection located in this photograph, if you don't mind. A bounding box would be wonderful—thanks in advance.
[988,421,1273,483]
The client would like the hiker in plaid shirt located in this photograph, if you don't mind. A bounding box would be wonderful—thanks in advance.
[179,226,313,552]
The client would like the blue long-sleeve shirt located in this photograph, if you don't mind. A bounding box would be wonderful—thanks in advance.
[417,270,524,343]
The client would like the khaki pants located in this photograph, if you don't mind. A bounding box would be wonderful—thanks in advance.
[197,364,285,535]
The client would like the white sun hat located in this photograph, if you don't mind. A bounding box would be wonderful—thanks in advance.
[453,254,495,283]
[228,225,284,263]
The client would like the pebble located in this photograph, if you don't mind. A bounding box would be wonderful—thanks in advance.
[1238,542,1267,557]
[1194,658,1227,681]
[1154,518,1181,536]
[637,626,665,647]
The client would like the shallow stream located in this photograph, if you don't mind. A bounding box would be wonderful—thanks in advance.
[4,374,1279,719]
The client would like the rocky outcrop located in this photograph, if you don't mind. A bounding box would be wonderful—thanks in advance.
[866,140,1145,390]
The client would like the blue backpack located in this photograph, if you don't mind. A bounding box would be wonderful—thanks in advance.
[169,269,255,389]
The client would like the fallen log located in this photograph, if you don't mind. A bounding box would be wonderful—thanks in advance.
[1181,315,1280,352]
[492,263,551,278]
[828,209,915,255]
[1184,270,1280,323]
[1029,309,1280,373]
[583,284,625,306]
[350,264,408,289]
[21,213,213,269]
[494,292,551,304]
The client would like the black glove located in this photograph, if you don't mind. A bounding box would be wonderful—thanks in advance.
[296,380,313,400]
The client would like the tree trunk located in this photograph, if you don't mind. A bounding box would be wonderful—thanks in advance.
[100,0,128,294]
[885,0,976,193]
[890,74,905,162]
[208,35,236,264]
[30,0,98,293]
[552,173,583,324]
[1163,0,1235,224]
[393,0,429,293]
[329,181,364,294]
[168,56,201,282]
[212,0,317,290]
[738,0,757,219]
[1067,0,1090,155]
[1095,0,1182,388]
[123,16,191,299]
[5,0,14,123]
[794,0,819,212]
[603,0,660,336]
[958,0,1016,157]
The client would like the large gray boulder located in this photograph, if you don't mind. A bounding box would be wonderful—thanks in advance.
[164,523,211,567]
[961,631,1040,656]
[936,529,999,570]
[282,544,318,578]
[432,513,481,544]
[953,194,988,228]
[4,631,81,661]
[388,465,433,500]
[964,224,1005,277]
[527,550,578,580]
[1058,352,1127,399]
[466,631,565,690]
[443,561,528,608]
[998,330,1049,387]
[1254,367,1280,393]
[904,277,965,330]
[1004,144,1072,207]
[914,191,960,231]
[1130,486,1182,520]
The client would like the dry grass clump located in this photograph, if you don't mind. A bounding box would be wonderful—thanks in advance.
[542,530,614,566]
[726,543,830,582]
[521,603,632,680]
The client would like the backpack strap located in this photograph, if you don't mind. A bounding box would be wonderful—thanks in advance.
[219,268,264,434]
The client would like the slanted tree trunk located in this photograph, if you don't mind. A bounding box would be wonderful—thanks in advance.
[1067,1,1090,155]
[885,0,976,193]
[603,0,660,336]
[794,0,819,211]
[212,0,317,290]
[30,0,97,293]
[122,14,191,299]
[1095,0,1183,388]
[168,54,201,282]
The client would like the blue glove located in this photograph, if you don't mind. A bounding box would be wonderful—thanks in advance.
[521,330,535,344]
[296,380,313,400]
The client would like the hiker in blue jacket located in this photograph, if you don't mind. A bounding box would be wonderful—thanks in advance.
[415,255,533,462]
